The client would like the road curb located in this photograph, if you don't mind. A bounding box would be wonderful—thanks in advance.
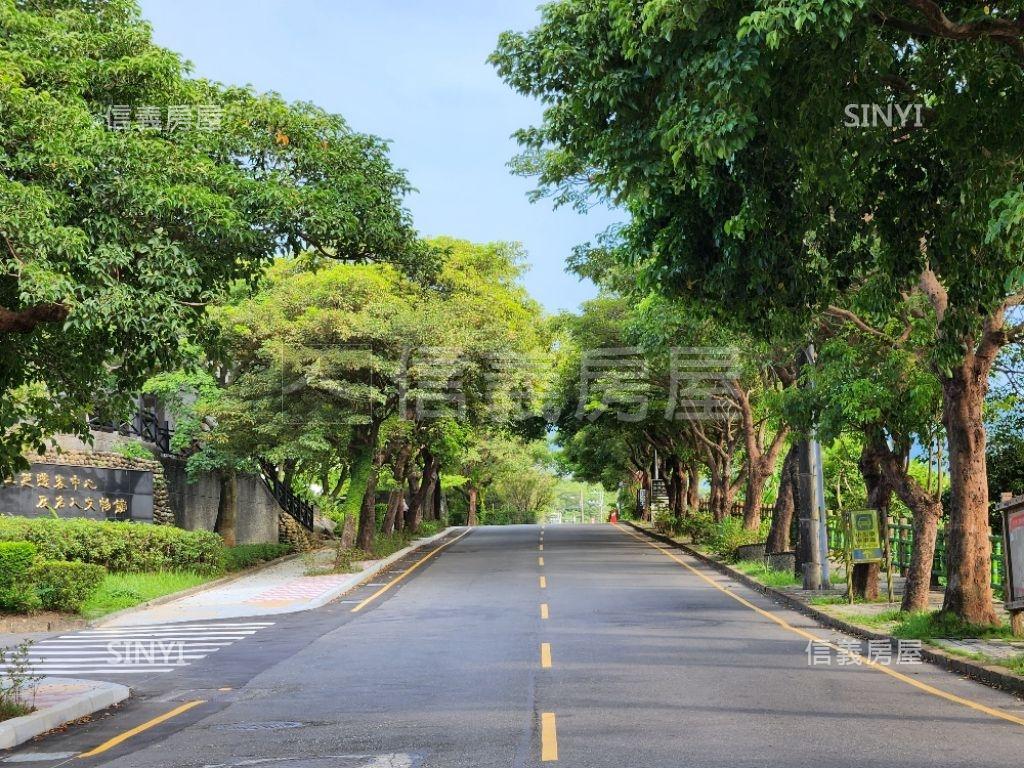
[0,678,129,750]
[622,520,1024,698]
[318,526,467,609]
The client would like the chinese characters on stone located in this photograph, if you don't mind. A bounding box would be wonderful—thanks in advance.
[3,471,128,518]
[99,104,223,133]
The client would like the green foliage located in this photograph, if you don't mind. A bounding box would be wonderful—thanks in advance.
[732,560,801,588]
[30,561,106,612]
[0,0,427,477]
[706,517,770,561]
[0,541,40,612]
[678,512,718,545]
[222,543,293,572]
[0,642,39,720]
[0,518,224,574]
[112,441,155,461]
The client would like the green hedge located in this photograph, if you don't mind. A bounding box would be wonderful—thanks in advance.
[0,542,41,612]
[30,561,107,612]
[223,543,293,572]
[0,518,224,574]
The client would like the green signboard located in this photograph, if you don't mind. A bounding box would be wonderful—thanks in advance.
[849,509,883,563]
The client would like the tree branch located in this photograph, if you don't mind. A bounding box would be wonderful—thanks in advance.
[0,303,69,333]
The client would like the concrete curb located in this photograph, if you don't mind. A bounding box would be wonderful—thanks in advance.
[622,520,1024,698]
[313,526,466,610]
[0,678,129,750]
[92,551,308,627]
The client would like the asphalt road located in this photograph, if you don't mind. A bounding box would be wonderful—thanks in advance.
[6,524,1024,767]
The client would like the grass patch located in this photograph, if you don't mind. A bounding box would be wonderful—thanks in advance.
[810,595,889,606]
[835,609,903,628]
[79,571,214,619]
[1002,655,1024,675]
[732,559,801,588]
[889,611,1015,641]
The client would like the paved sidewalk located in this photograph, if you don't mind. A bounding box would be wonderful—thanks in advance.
[0,677,128,750]
[101,528,456,627]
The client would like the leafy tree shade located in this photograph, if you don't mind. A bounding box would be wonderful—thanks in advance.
[199,238,549,552]
[0,0,427,477]
[493,0,1024,624]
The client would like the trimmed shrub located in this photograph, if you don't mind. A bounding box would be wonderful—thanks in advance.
[0,542,40,612]
[223,543,293,572]
[678,511,717,543]
[707,517,770,561]
[30,561,107,612]
[0,518,224,574]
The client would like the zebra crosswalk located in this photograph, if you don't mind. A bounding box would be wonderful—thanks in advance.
[1,621,275,677]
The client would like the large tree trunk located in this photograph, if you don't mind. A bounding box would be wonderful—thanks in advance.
[735,386,790,531]
[870,437,943,612]
[382,445,413,536]
[467,486,479,526]
[742,468,771,532]
[941,359,998,625]
[356,424,384,554]
[404,458,422,530]
[432,473,443,521]
[687,462,700,509]
[853,440,895,600]
[383,490,402,536]
[407,450,437,533]
[767,445,798,554]
[215,469,237,548]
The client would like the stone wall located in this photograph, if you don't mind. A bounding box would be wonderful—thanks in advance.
[27,450,174,525]
[41,430,298,545]
[161,458,281,545]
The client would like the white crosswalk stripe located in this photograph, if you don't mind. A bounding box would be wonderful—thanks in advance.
[3,621,274,676]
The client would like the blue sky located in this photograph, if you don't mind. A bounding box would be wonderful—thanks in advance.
[138,0,619,313]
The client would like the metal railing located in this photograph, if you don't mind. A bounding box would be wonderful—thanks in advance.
[256,459,316,531]
[886,516,1005,598]
[89,410,173,454]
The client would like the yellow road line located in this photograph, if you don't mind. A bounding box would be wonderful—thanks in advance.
[539,576,546,589]
[539,556,544,566]
[539,544,544,551]
[78,700,205,759]
[541,712,558,761]
[351,529,472,613]
[541,603,549,619]
[541,642,552,668]
[616,524,1024,728]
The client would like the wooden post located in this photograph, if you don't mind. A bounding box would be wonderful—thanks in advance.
[1011,610,1024,637]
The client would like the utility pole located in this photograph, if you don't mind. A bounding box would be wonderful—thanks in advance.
[797,437,822,590]
[796,345,829,590]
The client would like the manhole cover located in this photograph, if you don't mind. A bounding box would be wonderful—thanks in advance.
[212,721,306,731]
